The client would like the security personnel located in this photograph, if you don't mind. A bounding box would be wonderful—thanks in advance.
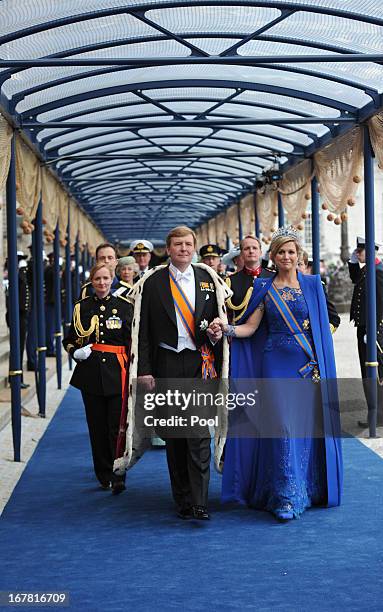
[226,235,273,323]
[79,243,131,300]
[63,262,133,493]
[199,244,221,273]
[130,239,153,279]
[6,252,31,389]
[349,236,383,426]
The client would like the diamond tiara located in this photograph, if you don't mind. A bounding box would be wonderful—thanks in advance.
[270,225,301,243]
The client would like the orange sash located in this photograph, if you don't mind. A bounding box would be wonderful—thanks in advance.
[168,270,217,379]
[91,344,128,398]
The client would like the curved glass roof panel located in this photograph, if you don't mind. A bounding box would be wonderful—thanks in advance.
[1,0,382,242]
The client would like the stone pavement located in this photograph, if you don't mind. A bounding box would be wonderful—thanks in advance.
[0,314,382,516]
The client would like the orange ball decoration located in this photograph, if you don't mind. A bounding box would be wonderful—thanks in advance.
[341,212,348,221]
[353,175,361,183]
[297,223,304,231]
[16,207,24,216]
[334,217,341,225]
[347,197,356,206]
[322,202,328,210]
[304,193,311,201]
[301,211,308,219]
[327,214,335,222]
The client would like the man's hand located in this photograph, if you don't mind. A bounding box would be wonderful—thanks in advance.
[73,344,93,361]
[138,374,155,391]
[207,318,224,342]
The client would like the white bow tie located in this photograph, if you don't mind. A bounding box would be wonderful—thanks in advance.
[176,270,192,282]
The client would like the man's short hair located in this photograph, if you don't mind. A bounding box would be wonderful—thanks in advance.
[166,226,197,248]
[239,235,261,251]
[95,242,118,260]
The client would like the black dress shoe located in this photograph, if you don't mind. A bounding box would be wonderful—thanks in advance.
[177,507,193,520]
[192,506,210,520]
[20,382,30,389]
[112,481,126,495]
[99,481,111,490]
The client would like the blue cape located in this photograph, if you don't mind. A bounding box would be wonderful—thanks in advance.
[230,272,343,507]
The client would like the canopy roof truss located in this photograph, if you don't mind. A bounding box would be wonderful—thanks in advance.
[1,1,382,243]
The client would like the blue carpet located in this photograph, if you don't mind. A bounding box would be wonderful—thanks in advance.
[0,387,382,612]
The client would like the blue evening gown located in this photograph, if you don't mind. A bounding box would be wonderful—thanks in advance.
[222,286,327,518]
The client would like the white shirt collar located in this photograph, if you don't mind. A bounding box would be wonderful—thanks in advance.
[169,262,194,281]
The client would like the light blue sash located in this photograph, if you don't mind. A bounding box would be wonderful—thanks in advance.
[268,283,318,379]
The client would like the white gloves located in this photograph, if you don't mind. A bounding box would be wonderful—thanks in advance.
[73,344,93,361]
[349,249,359,264]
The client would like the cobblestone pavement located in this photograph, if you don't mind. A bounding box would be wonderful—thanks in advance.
[1,314,382,515]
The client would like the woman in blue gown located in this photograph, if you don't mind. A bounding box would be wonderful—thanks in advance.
[212,229,342,521]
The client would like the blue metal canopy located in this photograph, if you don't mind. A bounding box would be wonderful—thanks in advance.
[1,0,382,243]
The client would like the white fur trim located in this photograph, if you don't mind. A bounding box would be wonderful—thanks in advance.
[113,263,233,474]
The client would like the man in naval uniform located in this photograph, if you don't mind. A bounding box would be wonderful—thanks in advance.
[136,226,230,520]
[79,243,131,300]
[349,236,383,427]
[199,243,221,273]
[226,235,273,323]
[130,239,153,279]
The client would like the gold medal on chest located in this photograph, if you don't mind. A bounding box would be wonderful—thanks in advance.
[106,315,122,330]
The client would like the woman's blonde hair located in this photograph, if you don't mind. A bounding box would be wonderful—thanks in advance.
[270,235,302,263]
[89,262,113,281]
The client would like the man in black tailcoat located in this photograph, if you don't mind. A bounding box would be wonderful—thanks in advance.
[137,226,228,520]
[349,236,383,427]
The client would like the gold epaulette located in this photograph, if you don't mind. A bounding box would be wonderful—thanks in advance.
[80,281,91,299]
[116,293,133,304]
[119,280,132,289]
[75,295,91,304]
[226,286,254,323]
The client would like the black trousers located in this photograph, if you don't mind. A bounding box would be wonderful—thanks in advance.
[155,347,211,510]
[81,392,125,486]
[357,326,383,420]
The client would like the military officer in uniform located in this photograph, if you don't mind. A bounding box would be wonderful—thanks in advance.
[6,252,31,389]
[79,243,131,300]
[63,262,133,493]
[349,236,383,426]
[130,239,153,279]
[199,243,221,273]
[226,235,273,323]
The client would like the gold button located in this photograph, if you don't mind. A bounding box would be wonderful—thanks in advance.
[100,331,104,335]
[100,323,104,327]
[102,358,106,362]
[101,340,105,343]
[100,305,106,311]
[100,314,104,318]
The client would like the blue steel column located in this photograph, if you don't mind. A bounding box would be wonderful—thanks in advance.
[237,202,243,241]
[81,246,86,285]
[363,125,378,438]
[74,236,80,300]
[53,224,62,389]
[311,176,320,276]
[277,192,285,228]
[34,199,46,416]
[64,208,73,371]
[254,193,260,237]
[6,133,22,461]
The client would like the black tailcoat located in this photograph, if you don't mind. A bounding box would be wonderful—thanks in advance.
[138,265,221,377]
